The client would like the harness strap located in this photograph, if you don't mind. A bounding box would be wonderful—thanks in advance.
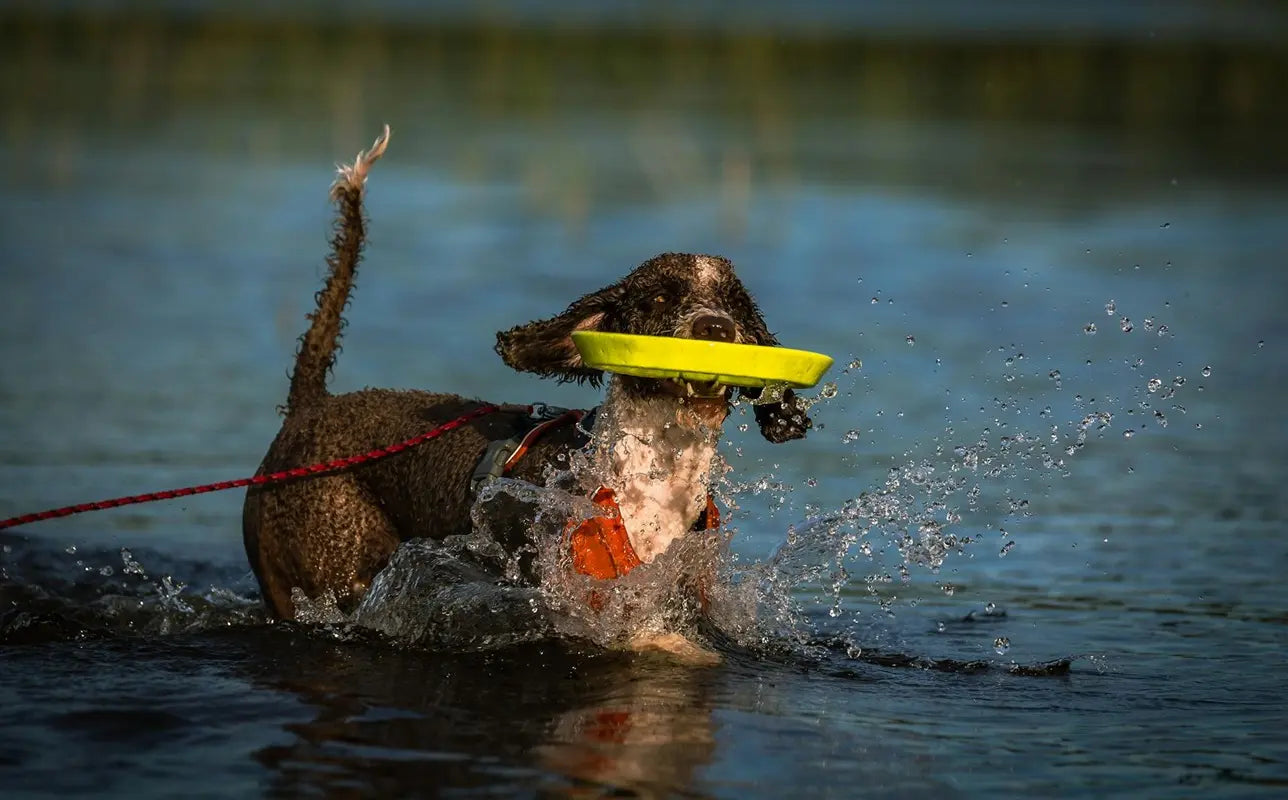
[568,487,721,581]
[469,406,586,495]
[502,409,586,474]
[569,487,644,580]
[468,404,722,594]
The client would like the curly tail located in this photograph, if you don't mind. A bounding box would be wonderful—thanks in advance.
[284,125,390,416]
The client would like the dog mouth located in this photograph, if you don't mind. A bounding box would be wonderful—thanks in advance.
[664,378,728,401]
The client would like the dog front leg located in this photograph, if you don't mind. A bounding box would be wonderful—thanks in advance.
[627,631,721,667]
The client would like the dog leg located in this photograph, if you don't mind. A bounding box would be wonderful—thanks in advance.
[246,473,399,619]
[628,632,722,667]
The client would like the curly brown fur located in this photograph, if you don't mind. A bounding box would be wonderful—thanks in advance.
[243,130,812,621]
[284,126,389,416]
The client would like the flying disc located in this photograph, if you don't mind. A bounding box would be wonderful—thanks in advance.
[571,332,833,388]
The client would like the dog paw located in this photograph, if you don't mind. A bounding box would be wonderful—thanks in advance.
[753,388,812,443]
[628,632,722,667]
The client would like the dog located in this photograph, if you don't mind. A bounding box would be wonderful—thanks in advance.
[242,128,812,655]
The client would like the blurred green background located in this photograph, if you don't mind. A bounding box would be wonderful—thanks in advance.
[4,0,1285,223]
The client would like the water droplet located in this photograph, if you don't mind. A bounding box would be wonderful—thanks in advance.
[1147,377,1162,393]
[1201,365,1212,377]
[121,548,146,576]
[737,423,749,432]
[1105,299,1116,316]
[841,429,861,444]
[870,297,879,304]
[999,541,1015,557]
[906,335,916,345]
[805,477,817,487]
[985,602,996,614]
[1083,323,1098,335]
[994,637,1011,655]
[1161,221,1171,228]
[936,621,946,633]
[65,544,77,555]
[1258,340,1265,349]
[1144,317,1155,331]
[847,359,862,370]
[1001,300,1009,308]
[1123,429,1135,439]
[99,565,114,577]
[1120,317,1133,333]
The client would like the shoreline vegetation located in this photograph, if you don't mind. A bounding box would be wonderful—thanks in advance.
[3,6,1284,211]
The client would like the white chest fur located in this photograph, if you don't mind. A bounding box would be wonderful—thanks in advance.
[590,384,721,562]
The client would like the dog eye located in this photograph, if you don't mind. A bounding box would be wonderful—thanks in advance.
[653,294,669,306]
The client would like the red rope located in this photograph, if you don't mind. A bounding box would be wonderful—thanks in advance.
[0,403,504,531]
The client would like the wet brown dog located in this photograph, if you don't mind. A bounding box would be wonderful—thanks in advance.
[242,128,812,627]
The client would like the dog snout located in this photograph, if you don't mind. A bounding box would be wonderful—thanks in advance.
[691,314,735,342]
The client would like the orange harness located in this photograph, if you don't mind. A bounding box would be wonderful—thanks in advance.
[483,406,721,582]
[568,487,720,580]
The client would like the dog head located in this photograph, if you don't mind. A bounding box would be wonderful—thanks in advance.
[495,253,811,442]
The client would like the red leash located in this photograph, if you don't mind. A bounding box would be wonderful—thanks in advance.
[0,404,502,531]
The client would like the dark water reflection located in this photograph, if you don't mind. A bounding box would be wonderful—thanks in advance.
[247,635,721,796]
[2,3,1288,797]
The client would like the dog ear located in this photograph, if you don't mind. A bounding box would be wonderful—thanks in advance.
[743,387,812,443]
[495,284,624,384]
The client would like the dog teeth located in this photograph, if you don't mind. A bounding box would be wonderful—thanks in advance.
[682,380,726,399]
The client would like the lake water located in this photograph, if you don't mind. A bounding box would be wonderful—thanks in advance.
[1,5,1286,797]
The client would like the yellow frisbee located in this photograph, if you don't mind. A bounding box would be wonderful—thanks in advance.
[571,332,834,388]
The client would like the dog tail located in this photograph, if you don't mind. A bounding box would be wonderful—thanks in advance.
[284,125,390,416]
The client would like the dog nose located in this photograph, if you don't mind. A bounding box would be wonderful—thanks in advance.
[691,314,735,342]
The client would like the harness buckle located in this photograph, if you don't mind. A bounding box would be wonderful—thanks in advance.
[529,402,570,421]
[470,438,520,496]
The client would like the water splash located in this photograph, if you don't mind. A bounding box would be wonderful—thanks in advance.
[699,294,1215,660]
[0,541,263,644]
[0,295,1210,669]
